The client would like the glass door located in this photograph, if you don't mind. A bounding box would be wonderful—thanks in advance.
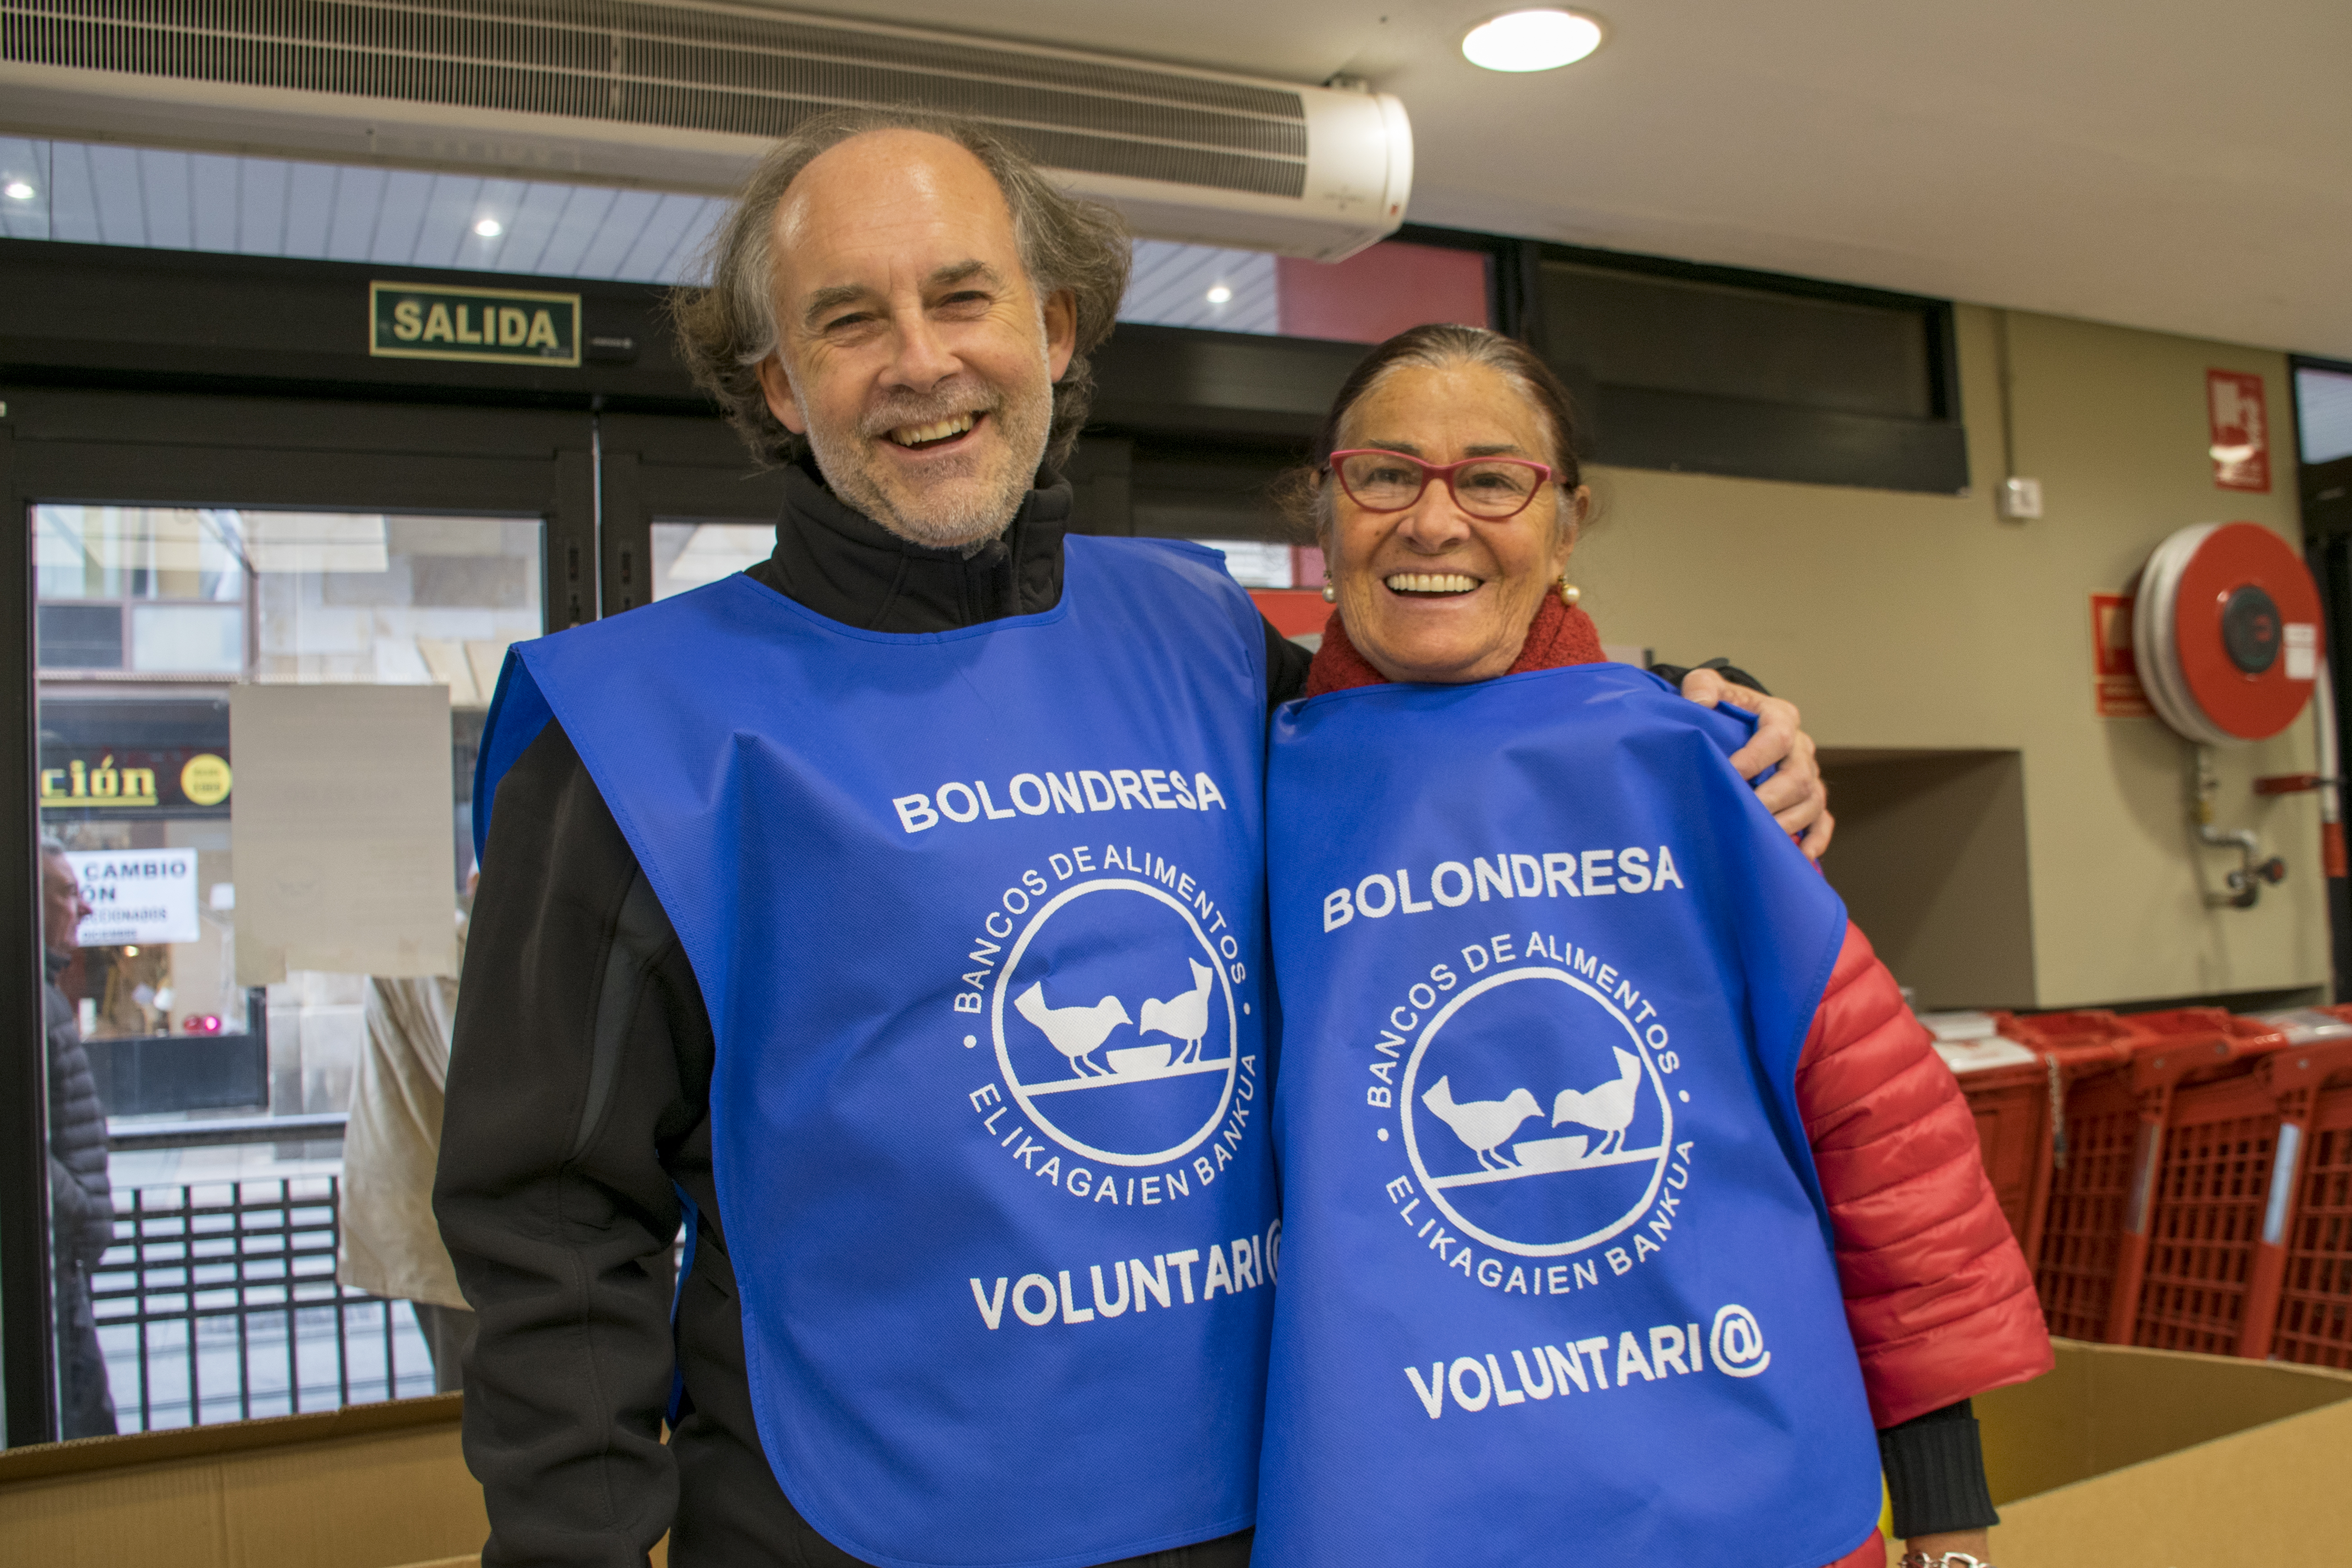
[597,411,787,615]
[2,388,593,1445]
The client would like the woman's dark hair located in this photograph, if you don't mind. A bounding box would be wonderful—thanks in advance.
[1272,323,1586,540]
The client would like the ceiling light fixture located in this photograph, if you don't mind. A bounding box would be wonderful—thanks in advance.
[1461,8,1606,73]
[474,217,503,238]
[3,180,34,201]
[1206,283,1233,305]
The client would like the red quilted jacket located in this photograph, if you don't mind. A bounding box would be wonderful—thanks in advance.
[1800,922,2054,1426]
[1308,599,2057,1433]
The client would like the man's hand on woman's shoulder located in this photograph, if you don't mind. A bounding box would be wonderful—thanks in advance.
[1676,668,1834,860]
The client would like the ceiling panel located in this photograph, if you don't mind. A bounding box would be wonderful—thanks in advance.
[5,135,1317,340]
[285,160,339,260]
[1123,243,1281,333]
[233,155,285,257]
[140,148,192,252]
[323,163,384,263]
[0,139,736,286]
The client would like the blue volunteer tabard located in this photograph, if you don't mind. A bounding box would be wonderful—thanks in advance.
[1256,663,1881,1568]
[475,539,1279,1568]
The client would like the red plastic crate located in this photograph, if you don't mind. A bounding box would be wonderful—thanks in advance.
[2101,1010,2287,1345]
[2260,1007,2352,1367]
[1939,1014,2097,1266]
[2129,1019,2322,1357]
[1957,1053,2047,1249]
[2004,1012,2151,1340]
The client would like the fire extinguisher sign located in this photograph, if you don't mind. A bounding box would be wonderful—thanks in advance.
[2207,370,2270,493]
[2090,594,2154,718]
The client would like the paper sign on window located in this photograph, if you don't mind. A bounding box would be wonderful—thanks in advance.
[67,848,201,946]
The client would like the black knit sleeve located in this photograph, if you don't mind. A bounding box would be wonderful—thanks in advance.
[1880,1399,1999,1539]
[435,721,707,1568]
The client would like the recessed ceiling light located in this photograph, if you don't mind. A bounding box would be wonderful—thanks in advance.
[1206,283,1234,305]
[1462,8,1606,72]
[474,217,503,238]
[3,181,34,201]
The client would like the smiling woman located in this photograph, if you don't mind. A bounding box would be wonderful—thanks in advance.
[1274,324,1592,689]
[1251,322,2051,1568]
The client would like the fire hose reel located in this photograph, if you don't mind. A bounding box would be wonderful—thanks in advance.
[2131,522,2331,907]
[2133,521,2320,746]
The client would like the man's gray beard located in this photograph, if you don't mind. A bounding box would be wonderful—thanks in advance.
[808,386,1051,551]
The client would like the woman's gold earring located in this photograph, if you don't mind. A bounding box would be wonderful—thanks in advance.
[1558,579,1580,607]
[1321,578,1337,603]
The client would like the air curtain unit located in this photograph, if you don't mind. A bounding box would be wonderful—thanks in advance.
[0,0,1414,260]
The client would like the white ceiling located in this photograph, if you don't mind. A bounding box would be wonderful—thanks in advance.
[759,0,2352,361]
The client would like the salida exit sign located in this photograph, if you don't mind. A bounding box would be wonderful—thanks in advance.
[370,281,580,367]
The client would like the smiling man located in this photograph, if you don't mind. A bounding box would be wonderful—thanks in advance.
[437,108,1827,1568]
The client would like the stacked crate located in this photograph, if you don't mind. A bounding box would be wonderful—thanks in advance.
[1993,1010,2159,1342]
[1919,1012,2043,1251]
[2124,1013,2301,1355]
[2257,1009,2352,1368]
[1937,1004,2352,1361]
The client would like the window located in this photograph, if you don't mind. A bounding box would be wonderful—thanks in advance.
[1541,261,1935,419]
[2297,366,2352,466]
[1530,248,1964,493]
[1120,238,1491,342]
[33,502,543,1434]
[651,521,776,601]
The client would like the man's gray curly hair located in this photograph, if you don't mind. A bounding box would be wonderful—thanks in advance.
[669,107,1133,472]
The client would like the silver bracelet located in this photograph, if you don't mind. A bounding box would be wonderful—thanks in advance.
[1899,1555,1992,1568]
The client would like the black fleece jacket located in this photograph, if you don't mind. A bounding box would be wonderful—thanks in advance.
[436,467,1279,1568]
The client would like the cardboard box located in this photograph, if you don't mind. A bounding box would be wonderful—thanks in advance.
[9,1342,2346,1566]
[1978,1339,2352,1566]
[0,1394,485,1568]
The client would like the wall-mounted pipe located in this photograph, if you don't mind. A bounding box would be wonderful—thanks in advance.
[2195,745,2287,909]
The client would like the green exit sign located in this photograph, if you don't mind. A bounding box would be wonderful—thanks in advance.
[370,281,581,367]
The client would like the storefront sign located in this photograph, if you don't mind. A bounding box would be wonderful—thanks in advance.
[370,281,580,367]
[67,847,201,946]
[40,748,231,811]
[2207,370,2270,493]
[2091,593,2154,718]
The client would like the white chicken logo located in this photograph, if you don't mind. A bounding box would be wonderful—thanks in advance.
[1014,958,1215,1077]
[1401,969,1672,1258]
[992,879,1238,1168]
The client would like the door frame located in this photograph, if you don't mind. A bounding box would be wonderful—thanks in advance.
[0,388,598,1445]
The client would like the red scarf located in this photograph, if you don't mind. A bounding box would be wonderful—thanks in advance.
[1303,589,1605,696]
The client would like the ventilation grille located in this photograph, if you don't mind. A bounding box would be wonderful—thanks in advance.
[1,0,1311,198]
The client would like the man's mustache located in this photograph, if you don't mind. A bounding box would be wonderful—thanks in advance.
[859,381,1005,439]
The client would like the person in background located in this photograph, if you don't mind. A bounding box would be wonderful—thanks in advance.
[338,877,475,1393]
[1253,325,2050,1568]
[40,837,116,1439]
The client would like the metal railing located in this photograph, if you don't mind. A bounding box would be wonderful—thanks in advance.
[107,1111,348,1154]
[91,1170,438,1432]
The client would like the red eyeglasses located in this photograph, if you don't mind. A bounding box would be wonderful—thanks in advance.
[1327,449,1556,520]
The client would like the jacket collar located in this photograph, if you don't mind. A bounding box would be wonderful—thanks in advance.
[751,457,1072,634]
